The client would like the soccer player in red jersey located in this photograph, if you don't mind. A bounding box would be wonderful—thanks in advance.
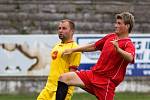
[56,12,135,100]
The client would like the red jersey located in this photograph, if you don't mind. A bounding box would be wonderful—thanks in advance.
[92,33,135,85]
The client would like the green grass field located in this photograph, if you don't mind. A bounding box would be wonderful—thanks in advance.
[0,92,150,100]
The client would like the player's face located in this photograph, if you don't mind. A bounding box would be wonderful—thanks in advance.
[58,21,72,42]
[115,19,128,35]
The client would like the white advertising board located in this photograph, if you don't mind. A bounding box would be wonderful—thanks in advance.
[0,35,59,76]
[0,34,150,76]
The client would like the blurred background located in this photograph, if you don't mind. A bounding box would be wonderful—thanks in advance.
[0,0,150,100]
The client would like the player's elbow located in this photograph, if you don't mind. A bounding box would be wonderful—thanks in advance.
[126,54,134,63]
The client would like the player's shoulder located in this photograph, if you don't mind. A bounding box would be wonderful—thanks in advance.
[106,33,116,37]
[55,41,62,45]
[72,41,79,47]
[53,41,61,48]
[103,33,116,39]
[72,41,78,45]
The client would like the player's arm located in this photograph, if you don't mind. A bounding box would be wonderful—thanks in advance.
[117,47,133,62]
[73,43,96,52]
[111,39,134,62]
[63,43,96,55]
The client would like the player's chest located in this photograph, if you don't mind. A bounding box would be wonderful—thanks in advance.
[50,44,71,60]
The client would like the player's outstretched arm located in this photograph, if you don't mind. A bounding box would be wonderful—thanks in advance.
[63,43,96,55]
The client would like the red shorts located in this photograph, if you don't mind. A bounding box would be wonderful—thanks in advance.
[76,70,116,100]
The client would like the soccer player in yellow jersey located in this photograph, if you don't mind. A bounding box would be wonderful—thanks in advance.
[37,19,81,100]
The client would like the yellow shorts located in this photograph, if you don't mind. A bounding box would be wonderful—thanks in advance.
[37,88,72,100]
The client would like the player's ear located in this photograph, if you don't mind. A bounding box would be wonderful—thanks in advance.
[71,29,74,34]
[126,24,130,29]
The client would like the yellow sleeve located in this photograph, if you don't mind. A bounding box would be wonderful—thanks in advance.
[69,51,81,69]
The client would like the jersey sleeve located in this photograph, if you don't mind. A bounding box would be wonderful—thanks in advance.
[124,41,135,63]
[68,43,81,69]
[95,33,115,51]
[68,52,81,69]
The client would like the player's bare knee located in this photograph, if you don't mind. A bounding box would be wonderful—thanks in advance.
[58,75,63,81]
[58,74,66,82]
[59,73,71,85]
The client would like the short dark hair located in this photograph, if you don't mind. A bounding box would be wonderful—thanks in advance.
[116,12,135,33]
[60,19,75,30]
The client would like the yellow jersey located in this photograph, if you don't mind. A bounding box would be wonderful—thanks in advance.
[45,41,81,94]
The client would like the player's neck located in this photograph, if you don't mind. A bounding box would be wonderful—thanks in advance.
[117,33,129,39]
[62,39,73,43]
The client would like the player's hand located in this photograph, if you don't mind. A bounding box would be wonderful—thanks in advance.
[110,38,119,51]
[62,49,73,56]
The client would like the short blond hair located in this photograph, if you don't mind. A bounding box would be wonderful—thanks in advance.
[116,12,135,33]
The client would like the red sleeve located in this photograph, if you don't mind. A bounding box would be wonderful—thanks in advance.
[69,66,78,70]
[95,33,115,51]
[124,41,135,64]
